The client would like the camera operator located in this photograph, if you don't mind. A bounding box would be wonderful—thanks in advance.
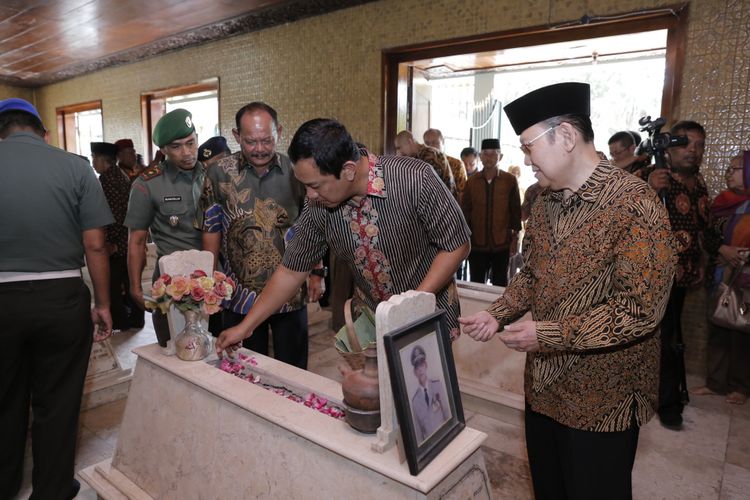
[643,120,711,430]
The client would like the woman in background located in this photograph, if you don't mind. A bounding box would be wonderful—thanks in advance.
[691,151,750,405]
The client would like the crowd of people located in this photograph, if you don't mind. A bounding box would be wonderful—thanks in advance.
[1,78,748,500]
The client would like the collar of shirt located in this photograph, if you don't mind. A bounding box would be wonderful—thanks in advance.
[365,150,387,198]
[547,159,612,205]
[344,150,386,208]
[4,130,45,144]
[240,152,284,177]
[163,160,201,182]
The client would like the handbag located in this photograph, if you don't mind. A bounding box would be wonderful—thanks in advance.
[708,266,750,333]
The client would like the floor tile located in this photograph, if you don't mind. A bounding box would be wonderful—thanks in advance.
[481,446,534,500]
[633,441,723,500]
[79,398,128,445]
[720,463,750,500]
[726,414,750,469]
[466,413,527,461]
[638,404,730,463]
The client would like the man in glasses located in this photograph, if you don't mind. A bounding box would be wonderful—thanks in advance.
[460,82,676,500]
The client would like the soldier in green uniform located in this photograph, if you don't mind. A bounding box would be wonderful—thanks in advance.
[124,108,205,346]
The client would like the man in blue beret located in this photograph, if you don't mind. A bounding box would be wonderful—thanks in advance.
[460,82,677,499]
[0,98,113,499]
[124,108,206,346]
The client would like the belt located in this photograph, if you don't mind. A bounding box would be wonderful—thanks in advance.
[0,269,82,283]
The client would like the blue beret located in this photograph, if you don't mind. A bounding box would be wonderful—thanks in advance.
[0,98,41,120]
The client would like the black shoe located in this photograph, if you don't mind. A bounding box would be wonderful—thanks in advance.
[659,412,683,430]
[69,478,81,499]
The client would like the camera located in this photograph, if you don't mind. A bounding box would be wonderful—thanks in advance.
[636,116,689,169]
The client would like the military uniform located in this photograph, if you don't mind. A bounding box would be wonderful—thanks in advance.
[409,345,450,443]
[0,98,114,499]
[124,160,205,343]
[411,380,450,443]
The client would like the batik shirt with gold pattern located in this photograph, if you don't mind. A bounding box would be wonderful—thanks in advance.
[200,152,306,315]
[487,161,676,432]
[283,150,470,336]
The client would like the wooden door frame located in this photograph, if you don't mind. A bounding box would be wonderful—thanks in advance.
[140,77,220,161]
[381,4,689,154]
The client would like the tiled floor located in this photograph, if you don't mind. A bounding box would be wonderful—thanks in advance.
[13,319,750,499]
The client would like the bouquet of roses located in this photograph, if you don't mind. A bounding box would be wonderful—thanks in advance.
[145,270,235,316]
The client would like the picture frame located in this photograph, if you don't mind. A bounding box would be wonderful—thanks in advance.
[384,309,465,475]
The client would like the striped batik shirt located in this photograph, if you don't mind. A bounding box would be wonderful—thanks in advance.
[488,160,677,432]
[283,151,471,336]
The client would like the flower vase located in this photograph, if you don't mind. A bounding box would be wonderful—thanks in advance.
[174,310,212,361]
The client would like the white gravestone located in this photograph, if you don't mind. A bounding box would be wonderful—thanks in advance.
[373,290,437,454]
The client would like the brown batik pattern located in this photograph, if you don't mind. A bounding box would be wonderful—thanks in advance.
[488,161,677,432]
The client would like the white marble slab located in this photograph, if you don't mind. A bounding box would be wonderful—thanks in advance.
[81,341,490,499]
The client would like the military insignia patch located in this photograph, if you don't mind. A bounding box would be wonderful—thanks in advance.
[202,149,212,158]
[185,116,193,128]
[140,165,163,181]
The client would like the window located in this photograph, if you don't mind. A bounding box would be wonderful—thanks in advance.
[141,78,219,161]
[56,100,103,163]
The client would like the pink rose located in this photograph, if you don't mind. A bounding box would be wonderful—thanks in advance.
[168,275,190,300]
[158,273,172,285]
[152,279,167,299]
[225,276,236,290]
[190,285,206,302]
[202,302,221,315]
[204,291,221,306]
[214,281,228,298]
[213,271,227,282]
[191,269,207,278]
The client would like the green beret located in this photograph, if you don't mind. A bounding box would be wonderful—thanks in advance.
[152,108,196,147]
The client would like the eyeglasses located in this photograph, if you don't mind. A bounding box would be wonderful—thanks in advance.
[520,126,557,155]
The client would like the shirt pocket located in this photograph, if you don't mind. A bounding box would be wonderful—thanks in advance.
[158,202,189,217]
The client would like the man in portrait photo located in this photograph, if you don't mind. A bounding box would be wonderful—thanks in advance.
[408,343,450,443]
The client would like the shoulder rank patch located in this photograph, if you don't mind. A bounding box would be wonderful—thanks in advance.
[140,165,163,181]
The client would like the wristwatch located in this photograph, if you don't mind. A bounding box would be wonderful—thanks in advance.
[310,266,328,278]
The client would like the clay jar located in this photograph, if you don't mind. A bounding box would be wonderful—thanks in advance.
[341,344,379,411]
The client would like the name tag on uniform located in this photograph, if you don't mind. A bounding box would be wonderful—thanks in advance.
[164,196,182,202]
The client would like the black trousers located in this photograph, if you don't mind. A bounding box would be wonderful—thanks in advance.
[525,405,640,500]
[468,250,510,287]
[0,278,93,500]
[224,308,309,369]
[658,284,688,417]
[110,255,144,330]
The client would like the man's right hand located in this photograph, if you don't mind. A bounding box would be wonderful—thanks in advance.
[648,169,671,190]
[215,325,251,358]
[92,306,113,342]
[130,287,146,311]
[458,311,500,342]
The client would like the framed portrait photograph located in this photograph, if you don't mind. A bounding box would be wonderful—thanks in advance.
[384,310,465,475]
